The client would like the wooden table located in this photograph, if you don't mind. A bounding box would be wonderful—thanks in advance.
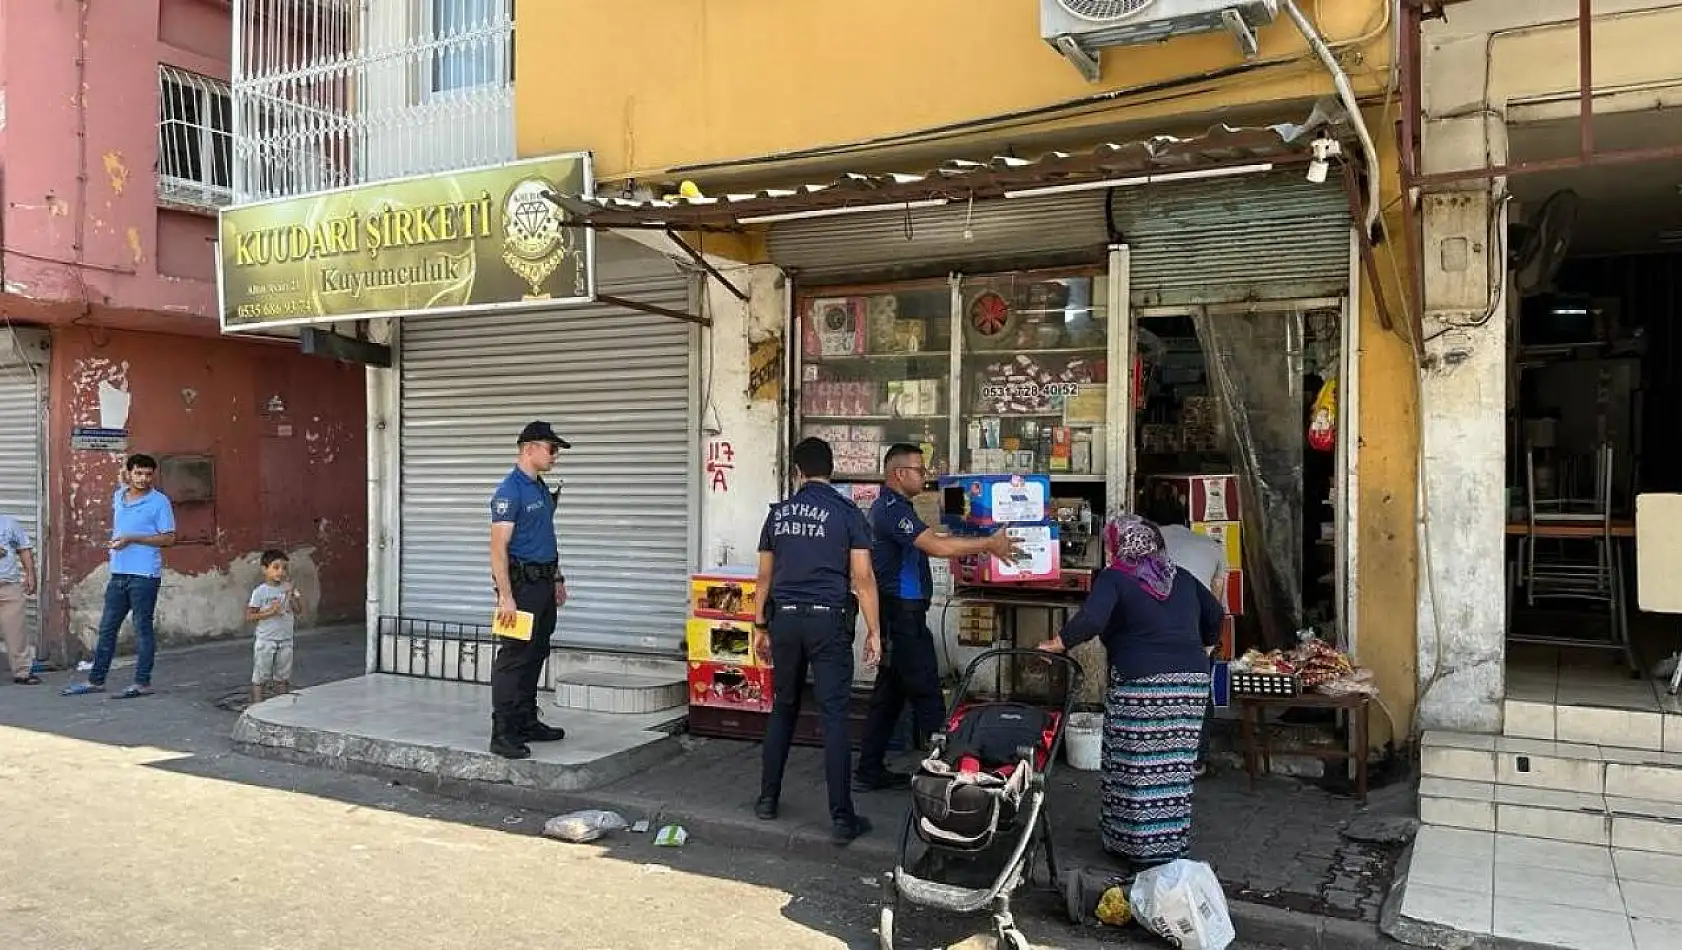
[1235,691,1370,804]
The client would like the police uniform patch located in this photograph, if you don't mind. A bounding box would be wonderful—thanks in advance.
[898,517,915,536]
[493,498,512,516]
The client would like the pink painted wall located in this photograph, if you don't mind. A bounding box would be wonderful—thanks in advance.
[44,326,369,660]
[1,0,225,322]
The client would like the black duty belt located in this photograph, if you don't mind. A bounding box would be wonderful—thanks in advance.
[777,603,838,613]
[510,561,559,583]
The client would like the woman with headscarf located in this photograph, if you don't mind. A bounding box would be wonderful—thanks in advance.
[1039,513,1224,868]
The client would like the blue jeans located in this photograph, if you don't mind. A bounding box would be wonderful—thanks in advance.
[90,574,161,687]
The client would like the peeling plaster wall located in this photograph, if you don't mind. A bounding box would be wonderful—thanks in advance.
[1415,1,1682,732]
[45,327,367,659]
[0,0,226,321]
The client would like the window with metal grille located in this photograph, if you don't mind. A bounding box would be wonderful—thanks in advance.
[431,0,513,94]
[158,66,233,210]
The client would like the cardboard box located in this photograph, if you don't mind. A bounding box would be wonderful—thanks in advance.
[802,297,866,357]
[1192,520,1243,572]
[686,617,758,665]
[991,524,1060,581]
[1215,615,1235,661]
[1151,473,1241,523]
[689,570,757,622]
[688,661,772,712]
[940,473,1051,526]
[1225,570,1244,615]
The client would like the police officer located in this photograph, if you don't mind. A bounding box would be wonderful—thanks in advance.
[488,421,571,759]
[753,437,881,845]
[854,443,1021,791]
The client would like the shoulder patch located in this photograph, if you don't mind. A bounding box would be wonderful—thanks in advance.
[493,498,512,516]
[898,517,915,535]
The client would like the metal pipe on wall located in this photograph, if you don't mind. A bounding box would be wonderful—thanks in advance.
[1280,0,1382,235]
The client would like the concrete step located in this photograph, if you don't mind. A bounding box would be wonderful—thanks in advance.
[1502,697,1682,752]
[550,671,687,715]
[1420,730,1682,854]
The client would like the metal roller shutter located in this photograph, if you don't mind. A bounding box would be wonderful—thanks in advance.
[398,243,696,655]
[0,363,44,658]
[1111,171,1351,306]
[768,193,1108,279]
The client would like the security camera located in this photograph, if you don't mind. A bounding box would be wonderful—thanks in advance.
[1307,137,1342,184]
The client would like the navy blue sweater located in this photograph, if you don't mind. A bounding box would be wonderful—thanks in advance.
[1058,567,1224,682]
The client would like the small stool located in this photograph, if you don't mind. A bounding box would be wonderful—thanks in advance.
[1236,691,1370,805]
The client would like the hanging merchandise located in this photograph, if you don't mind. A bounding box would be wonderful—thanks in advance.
[1307,376,1338,454]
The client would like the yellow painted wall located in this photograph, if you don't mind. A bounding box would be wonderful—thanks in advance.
[515,4,1420,748]
[1355,112,1420,751]
[519,0,1396,181]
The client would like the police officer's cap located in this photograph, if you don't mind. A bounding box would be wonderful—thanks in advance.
[517,420,571,450]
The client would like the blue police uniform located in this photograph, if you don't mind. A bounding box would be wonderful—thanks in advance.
[856,487,946,787]
[757,480,871,829]
[489,466,561,738]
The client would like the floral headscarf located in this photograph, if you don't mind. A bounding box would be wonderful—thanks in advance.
[1105,513,1177,602]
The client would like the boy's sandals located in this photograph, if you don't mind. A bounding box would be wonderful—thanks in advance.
[60,681,105,696]
[11,675,41,685]
[114,684,154,699]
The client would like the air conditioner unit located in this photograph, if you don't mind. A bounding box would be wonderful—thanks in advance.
[1041,0,1280,82]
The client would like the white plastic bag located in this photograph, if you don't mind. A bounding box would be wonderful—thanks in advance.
[541,810,628,843]
[1128,859,1235,950]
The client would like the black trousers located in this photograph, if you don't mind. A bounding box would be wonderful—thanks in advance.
[759,604,856,824]
[856,597,945,780]
[491,573,558,721]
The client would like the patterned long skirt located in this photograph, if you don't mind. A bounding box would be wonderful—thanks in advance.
[1100,671,1212,864]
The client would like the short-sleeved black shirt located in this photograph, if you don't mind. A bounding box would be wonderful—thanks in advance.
[757,481,871,609]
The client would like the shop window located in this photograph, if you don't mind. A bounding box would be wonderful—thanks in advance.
[958,273,1110,477]
[796,279,955,480]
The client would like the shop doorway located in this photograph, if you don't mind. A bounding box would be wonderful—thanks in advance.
[1129,300,1350,658]
[1502,110,1682,712]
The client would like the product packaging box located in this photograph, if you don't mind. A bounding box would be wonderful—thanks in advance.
[939,473,1052,526]
[802,298,866,357]
[689,569,757,622]
[1191,520,1243,572]
[990,524,1061,581]
[687,661,772,712]
[1215,615,1235,661]
[685,617,758,666]
[1150,473,1241,523]
[1224,570,1245,616]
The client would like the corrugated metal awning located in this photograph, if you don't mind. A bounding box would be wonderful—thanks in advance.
[554,120,1336,230]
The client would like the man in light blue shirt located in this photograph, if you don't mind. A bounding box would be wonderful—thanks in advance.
[62,454,175,698]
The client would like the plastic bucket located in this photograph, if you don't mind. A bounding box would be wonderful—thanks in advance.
[1065,711,1104,771]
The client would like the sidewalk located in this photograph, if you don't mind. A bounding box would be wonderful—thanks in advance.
[237,672,1410,950]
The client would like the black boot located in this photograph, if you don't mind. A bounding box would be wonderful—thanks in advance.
[490,714,531,760]
[521,702,568,739]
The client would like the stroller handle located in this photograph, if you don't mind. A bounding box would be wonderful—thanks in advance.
[954,647,1086,699]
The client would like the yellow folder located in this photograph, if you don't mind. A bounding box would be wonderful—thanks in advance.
[492,610,534,641]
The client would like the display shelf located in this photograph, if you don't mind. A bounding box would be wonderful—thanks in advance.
[801,414,947,422]
[807,351,950,363]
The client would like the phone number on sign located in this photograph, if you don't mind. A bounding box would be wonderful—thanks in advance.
[980,381,1082,400]
[234,298,315,320]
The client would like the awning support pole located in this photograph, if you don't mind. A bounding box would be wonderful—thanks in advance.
[665,229,749,303]
[598,293,712,328]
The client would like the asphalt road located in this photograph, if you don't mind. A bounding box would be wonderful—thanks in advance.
[0,629,1280,949]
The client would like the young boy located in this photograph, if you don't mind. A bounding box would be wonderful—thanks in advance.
[247,549,302,705]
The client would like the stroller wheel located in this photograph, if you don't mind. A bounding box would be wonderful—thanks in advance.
[877,905,895,950]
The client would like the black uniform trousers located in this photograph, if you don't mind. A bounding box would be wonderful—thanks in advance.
[856,596,945,780]
[491,564,558,723]
[760,603,857,825]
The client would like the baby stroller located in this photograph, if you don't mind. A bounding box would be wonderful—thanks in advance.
[879,648,1083,950]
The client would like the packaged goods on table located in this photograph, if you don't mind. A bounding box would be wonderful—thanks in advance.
[1230,637,1373,697]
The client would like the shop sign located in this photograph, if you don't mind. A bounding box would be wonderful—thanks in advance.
[218,153,595,331]
[71,427,129,452]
